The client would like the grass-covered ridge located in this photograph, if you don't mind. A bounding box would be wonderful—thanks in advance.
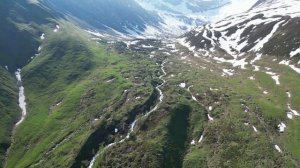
[5,24,160,167]
[0,67,18,167]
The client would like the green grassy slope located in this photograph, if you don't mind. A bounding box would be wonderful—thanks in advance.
[0,67,18,167]
[5,24,160,168]
[90,43,300,168]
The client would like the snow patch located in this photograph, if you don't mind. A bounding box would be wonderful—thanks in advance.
[287,112,294,119]
[179,83,186,88]
[275,145,282,153]
[198,135,204,143]
[278,122,286,133]
[53,25,60,32]
[265,71,280,85]
[288,103,300,116]
[252,125,258,133]
[290,48,300,57]
[251,20,286,51]
[40,33,45,40]
[222,69,234,76]
[249,76,255,80]
[286,91,291,98]
[279,60,300,74]
[208,114,214,121]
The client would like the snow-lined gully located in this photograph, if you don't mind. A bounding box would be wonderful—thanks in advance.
[87,60,167,168]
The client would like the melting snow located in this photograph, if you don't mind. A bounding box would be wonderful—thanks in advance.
[38,46,42,52]
[251,20,286,51]
[249,76,255,80]
[279,60,300,74]
[40,33,45,40]
[252,125,258,132]
[198,135,204,143]
[178,38,195,52]
[266,71,280,85]
[290,48,300,57]
[278,122,286,133]
[275,145,282,153]
[208,114,214,121]
[179,83,186,88]
[287,112,294,119]
[286,91,291,98]
[288,103,300,116]
[141,44,154,48]
[53,25,60,32]
[210,88,219,91]
[106,78,115,83]
[250,54,262,64]
[253,65,260,71]
[222,69,234,76]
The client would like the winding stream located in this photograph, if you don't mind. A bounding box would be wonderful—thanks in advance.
[88,60,167,168]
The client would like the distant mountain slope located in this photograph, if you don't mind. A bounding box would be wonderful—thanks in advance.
[180,0,300,62]
[41,0,161,35]
[0,0,59,72]
[133,0,231,34]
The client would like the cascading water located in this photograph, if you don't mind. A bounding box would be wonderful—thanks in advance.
[88,60,167,168]
[15,69,27,126]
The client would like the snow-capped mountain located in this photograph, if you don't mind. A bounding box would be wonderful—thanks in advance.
[134,0,231,35]
[39,0,257,37]
[41,0,161,36]
[180,0,300,61]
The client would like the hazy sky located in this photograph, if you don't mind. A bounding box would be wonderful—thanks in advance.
[213,0,258,21]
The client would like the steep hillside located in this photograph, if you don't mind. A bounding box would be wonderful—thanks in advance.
[4,23,163,167]
[1,0,300,168]
[41,0,161,35]
[0,0,59,72]
[0,67,18,167]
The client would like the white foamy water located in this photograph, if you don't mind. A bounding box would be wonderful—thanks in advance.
[15,69,27,126]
